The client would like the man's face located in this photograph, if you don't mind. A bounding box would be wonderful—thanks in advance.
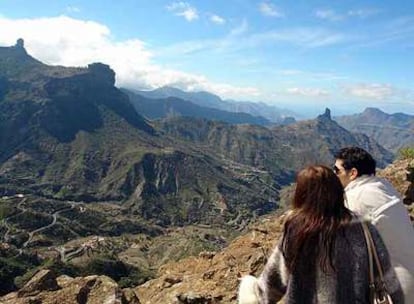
[334,159,354,187]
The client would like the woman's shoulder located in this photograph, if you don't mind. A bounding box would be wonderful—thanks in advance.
[341,216,385,248]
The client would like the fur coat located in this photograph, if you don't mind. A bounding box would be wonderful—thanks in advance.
[238,220,404,304]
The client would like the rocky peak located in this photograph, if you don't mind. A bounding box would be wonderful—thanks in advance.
[317,107,332,121]
[87,62,116,86]
[360,107,389,122]
[14,38,25,50]
[1,38,29,57]
[363,107,385,116]
[0,38,41,77]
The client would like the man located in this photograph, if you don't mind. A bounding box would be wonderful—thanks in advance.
[334,146,414,303]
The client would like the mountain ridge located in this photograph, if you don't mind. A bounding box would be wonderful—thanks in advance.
[123,88,271,126]
[335,107,414,153]
[133,85,298,123]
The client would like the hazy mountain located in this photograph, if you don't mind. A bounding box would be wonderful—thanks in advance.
[122,88,271,126]
[335,107,414,153]
[136,86,225,109]
[133,86,298,124]
[224,98,299,123]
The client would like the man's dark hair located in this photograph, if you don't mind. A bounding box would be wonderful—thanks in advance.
[334,146,376,176]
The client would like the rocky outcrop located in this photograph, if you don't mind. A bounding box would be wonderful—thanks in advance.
[0,269,141,304]
[317,107,331,121]
[17,269,59,297]
[378,158,414,219]
[405,165,414,206]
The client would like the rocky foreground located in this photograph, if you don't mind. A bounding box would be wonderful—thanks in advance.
[0,212,285,304]
[2,159,413,304]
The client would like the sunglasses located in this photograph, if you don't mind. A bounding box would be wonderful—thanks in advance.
[332,165,341,174]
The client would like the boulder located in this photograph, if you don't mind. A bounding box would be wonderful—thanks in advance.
[1,271,141,304]
[17,269,59,297]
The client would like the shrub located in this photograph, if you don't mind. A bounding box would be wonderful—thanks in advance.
[118,266,154,288]
[398,146,414,160]
[0,255,38,294]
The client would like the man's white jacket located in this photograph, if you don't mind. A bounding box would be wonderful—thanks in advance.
[345,175,414,303]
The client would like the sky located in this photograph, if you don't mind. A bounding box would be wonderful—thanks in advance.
[0,0,413,117]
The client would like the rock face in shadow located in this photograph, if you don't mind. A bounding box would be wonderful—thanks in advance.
[17,269,59,297]
[1,269,141,304]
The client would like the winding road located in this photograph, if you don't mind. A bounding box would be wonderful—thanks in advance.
[1,195,80,256]
[2,197,28,243]
[21,205,74,248]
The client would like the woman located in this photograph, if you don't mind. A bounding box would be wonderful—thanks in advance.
[238,165,403,304]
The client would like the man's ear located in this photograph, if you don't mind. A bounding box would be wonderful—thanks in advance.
[349,168,358,180]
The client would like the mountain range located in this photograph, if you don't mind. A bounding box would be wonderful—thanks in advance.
[132,86,298,124]
[335,107,414,153]
[123,88,272,126]
[0,39,398,294]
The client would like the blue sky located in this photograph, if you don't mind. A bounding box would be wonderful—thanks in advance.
[0,0,413,117]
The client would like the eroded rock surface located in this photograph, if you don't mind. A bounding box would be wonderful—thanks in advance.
[0,269,140,304]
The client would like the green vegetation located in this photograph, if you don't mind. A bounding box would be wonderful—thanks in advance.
[13,258,57,289]
[80,254,154,288]
[398,146,414,160]
[0,201,10,220]
[0,254,41,295]
[9,254,154,293]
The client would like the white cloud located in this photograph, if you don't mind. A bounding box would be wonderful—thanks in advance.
[286,87,329,97]
[210,14,225,25]
[279,69,304,76]
[159,24,348,57]
[65,6,81,13]
[343,83,394,100]
[259,2,283,18]
[230,19,248,36]
[166,1,199,22]
[277,69,347,81]
[251,27,348,48]
[347,8,381,18]
[0,15,256,100]
[180,8,198,21]
[156,26,349,66]
[315,9,344,21]
[315,8,380,22]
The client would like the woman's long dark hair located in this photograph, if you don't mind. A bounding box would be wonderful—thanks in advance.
[281,165,353,273]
